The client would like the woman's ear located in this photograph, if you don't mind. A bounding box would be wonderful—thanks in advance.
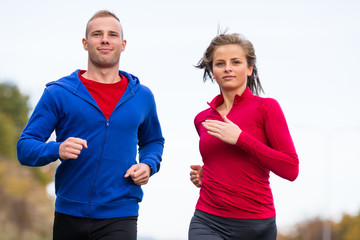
[247,66,253,76]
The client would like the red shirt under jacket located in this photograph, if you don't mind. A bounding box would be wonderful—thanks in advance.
[79,70,128,119]
[194,87,299,219]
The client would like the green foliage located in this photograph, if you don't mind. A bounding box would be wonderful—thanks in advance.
[0,82,30,134]
[0,113,16,159]
[0,81,55,185]
[278,213,360,240]
[0,82,55,239]
[32,167,54,185]
[333,213,360,240]
[0,82,30,159]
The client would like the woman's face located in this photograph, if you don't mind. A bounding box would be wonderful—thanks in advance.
[211,44,253,94]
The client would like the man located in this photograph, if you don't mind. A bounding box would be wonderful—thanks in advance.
[17,10,164,240]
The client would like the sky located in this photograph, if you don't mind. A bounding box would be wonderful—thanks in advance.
[1,0,360,239]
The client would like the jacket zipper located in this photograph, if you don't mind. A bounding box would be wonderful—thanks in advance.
[86,119,109,217]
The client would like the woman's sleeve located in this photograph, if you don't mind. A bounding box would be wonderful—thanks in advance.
[236,98,299,181]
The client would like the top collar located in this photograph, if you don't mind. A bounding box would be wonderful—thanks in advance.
[208,87,254,109]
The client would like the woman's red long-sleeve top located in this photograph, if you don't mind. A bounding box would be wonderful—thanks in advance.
[194,88,299,219]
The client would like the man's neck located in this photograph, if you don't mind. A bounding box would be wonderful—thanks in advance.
[83,66,121,83]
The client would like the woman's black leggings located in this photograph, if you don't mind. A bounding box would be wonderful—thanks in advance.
[189,210,277,240]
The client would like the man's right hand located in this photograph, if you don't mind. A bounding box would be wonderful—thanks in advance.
[59,137,88,160]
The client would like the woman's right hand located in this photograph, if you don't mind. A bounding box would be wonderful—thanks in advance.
[190,165,203,188]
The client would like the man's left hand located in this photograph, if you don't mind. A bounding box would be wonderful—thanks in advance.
[124,163,151,185]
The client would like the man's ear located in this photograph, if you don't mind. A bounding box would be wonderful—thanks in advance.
[82,38,88,51]
[121,39,127,53]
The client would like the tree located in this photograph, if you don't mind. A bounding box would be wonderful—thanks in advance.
[0,82,55,239]
[333,213,360,240]
[0,82,30,133]
[0,81,54,184]
[0,82,30,159]
[278,213,360,240]
[0,112,17,159]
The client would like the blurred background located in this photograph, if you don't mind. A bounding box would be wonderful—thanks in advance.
[1,0,360,239]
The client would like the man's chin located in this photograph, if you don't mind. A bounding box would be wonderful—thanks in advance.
[92,60,119,69]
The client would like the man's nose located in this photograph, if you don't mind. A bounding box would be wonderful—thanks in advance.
[101,35,110,44]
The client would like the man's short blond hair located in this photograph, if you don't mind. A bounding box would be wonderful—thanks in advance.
[85,10,123,39]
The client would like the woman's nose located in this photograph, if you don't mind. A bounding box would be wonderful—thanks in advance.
[224,64,232,72]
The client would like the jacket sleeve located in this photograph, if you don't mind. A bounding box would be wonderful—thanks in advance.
[17,88,61,166]
[137,94,164,176]
[236,98,299,181]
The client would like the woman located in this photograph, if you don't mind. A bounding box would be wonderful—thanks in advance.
[189,33,299,240]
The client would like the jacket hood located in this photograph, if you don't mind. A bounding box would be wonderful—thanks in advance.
[46,69,140,95]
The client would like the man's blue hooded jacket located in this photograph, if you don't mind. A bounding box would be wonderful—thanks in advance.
[17,69,164,219]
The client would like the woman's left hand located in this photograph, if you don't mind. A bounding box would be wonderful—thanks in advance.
[202,115,241,145]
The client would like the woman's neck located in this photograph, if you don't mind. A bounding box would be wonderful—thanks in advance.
[217,87,246,116]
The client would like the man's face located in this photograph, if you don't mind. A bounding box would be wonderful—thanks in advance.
[82,17,126,69]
